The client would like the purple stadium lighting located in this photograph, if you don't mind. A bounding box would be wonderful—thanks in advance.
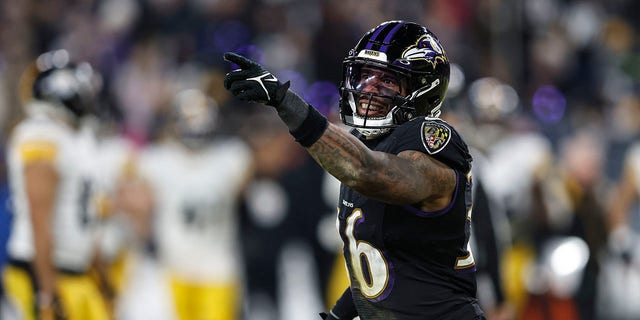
[532,85,566,124]
[213,20,251,53]
[304,81,339,117]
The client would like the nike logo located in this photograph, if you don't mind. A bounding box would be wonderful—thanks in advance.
[247,72,278,101]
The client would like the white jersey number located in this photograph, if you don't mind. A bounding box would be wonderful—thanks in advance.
[455,172,476,269]
[344,208,389,299]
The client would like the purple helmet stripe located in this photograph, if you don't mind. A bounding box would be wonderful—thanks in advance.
[364,22,395,50]
[379,22,405,53]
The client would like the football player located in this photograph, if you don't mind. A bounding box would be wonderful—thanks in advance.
[609,140,640,241]
[224,20,485,319]
[601,135,640,319]
[2,50,110,320]
[122,88,254,320]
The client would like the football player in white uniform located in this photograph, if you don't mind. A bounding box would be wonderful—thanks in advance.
[123,89,254,320]
[603,140,640,319]
[610,142,640,236]
[2,50,110,320]
[92,114,140,310]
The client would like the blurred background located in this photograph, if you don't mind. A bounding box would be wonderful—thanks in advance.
[0,0,639,320]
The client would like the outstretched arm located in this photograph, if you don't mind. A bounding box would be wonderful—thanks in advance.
[308,123,455,210]
[223,52,456,210]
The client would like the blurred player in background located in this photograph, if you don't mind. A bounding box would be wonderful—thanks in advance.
[109,145,173,320]
[2,50,110,320]
[457,77,553,318]
[120,88,254,320]
[609,136,640,247]
[90,101,140,315]
[602,134,640,320]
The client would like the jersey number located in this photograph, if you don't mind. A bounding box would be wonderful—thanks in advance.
[78,179,92,226]
[344,173,476,285]
[181,201,223,230]
[455,172,475,269]
[344,208,389,299]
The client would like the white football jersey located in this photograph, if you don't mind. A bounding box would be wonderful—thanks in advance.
[138,138,252,282]
[94,133,138,261]
[482,132,552,217]
[7,102,101,271]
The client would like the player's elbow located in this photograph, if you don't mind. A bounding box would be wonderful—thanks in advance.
[341,164,386,194]
[326,151,388,193]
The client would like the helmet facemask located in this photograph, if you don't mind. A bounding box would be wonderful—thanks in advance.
[171,89,218,150]
[339,61,411,138]
[339,59,446,138]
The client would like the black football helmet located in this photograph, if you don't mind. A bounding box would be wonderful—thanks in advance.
[32,49,99,118]
[339,21,450,137]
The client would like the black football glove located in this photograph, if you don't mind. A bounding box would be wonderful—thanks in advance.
[223,52,290,107]
[320,288,358,320]
[319,311,340,320]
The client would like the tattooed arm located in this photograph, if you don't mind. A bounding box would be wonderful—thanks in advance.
[221,52,455,210]
[308,123,456,211]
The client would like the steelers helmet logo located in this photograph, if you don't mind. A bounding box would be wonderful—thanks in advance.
[421,120,451,154]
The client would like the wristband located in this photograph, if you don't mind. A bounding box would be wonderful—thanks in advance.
[290,105,328,147]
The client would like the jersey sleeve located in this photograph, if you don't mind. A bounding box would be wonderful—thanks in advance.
[18,140,58,163]
[12,120,65,165]
[218,138,254,192]
[393,118,472,173]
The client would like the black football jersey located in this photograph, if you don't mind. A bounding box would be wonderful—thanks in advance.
[337,117,483,320]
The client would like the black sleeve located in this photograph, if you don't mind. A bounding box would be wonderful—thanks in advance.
[327,287,358,319]
[472,179,505,304]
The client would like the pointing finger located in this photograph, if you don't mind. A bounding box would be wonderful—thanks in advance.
[223,52,256,69]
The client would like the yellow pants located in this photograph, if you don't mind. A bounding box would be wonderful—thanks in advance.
[170,276,240,320]
[2,264,110,320]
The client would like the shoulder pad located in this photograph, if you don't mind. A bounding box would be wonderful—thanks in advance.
[419,118,452,155]
[392,117,472,173]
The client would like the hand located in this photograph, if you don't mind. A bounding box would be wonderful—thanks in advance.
[223,51,326,145]
[38,306,55,320]
[223,52,290,107]
[37,293,66,320]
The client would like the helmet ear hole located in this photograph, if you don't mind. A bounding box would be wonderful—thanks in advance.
[428,96,440,106]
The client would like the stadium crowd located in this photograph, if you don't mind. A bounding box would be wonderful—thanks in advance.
[0,0,639,319]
